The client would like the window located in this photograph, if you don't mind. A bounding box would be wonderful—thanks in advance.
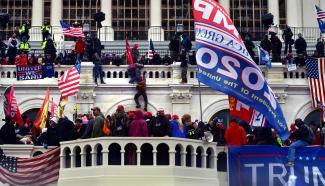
[112,0,150,40]
[162,0,194,40]
[0,0,32,39]
[230,0,268,40]
[62,0,101,31]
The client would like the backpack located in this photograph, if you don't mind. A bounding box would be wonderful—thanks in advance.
[102,118,110,136]
[112,116,128,136]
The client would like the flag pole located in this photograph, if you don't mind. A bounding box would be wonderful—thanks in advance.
[198,81,203,121]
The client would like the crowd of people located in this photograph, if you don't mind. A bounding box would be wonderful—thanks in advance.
[254,25,325,66]
[1,104,325,167]
[1,105,325,148]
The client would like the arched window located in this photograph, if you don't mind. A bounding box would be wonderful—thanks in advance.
[304,110,321,127]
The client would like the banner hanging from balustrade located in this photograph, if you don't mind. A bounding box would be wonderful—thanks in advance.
[192,0,289,140]
[16,65,43,80]
[228,146,325,186]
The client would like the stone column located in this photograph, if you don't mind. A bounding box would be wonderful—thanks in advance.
[102,149,109,166]
[148,0,164,41]
[76,62,96,114]
[30,0,44,41]
[267,0,279,26]
[100,0,114,41]
[169,150,176,166]
[218,0,230,15]
[286,0,301,27]
[153,150,157,166]
[51,0,63,41]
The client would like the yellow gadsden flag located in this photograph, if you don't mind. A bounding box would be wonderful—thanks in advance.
[34,88,50,129]
[56,96,68,119]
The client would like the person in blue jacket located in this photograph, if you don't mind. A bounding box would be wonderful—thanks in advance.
[169,115,185,138]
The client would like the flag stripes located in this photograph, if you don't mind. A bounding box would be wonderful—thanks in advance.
[0,148,60,186]
[306,57,325,108]
[58,65,80,97]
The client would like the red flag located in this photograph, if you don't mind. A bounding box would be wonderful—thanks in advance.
[34,89,50,129]
[228,96,266,127]
[125,34,133,65]
[3,85,24,126]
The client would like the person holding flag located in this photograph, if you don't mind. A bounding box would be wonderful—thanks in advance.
[147,38,155,63]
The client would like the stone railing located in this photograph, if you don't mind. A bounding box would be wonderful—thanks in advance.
[0,63,308,86]
[58,137,227,186]
[60,137,221,169]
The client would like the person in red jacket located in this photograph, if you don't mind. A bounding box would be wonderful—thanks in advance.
[225,119,247,145]
[129,109,148,137]
[75,38,85,62]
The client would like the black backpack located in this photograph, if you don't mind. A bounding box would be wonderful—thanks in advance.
[112,117,127,136]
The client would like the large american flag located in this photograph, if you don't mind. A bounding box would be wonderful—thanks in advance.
[0,147,60,186]
[306,57,325,108]
[58,64,81,97]
[60,20,85,38]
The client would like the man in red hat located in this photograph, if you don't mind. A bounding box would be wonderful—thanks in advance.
[111,105,129,136]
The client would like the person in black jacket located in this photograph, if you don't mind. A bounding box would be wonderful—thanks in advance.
[56,117,75,142]
[270,33,282,62]
[149,109,170,137]
[169,34,180,62]
[286,118,314,166]
[45,117,59,146]
[316,38,324,57]
[282,25,294,55]
[294,33,307,56]
[0,116,16,144]
[110,105,129,137]
[260,35,271,54]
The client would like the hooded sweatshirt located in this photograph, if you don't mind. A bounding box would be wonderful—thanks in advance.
[129,110,148,137]
[170,119,185,138]
[225,122,247,145]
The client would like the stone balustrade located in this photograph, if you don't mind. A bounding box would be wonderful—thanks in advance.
[59,137,222,169]
[58,137,227,186]
[0,63,308,86]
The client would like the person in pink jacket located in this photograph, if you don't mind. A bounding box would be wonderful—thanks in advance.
[129,109,148,137]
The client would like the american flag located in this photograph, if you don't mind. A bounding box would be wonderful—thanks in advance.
[306,57,325,108]
[58,64,81,97]
[315,5,325,33]
[0,147,60,186]
[60,20,85,38]
[147,38,155,60]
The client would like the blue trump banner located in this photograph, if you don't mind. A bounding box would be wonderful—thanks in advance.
[192,0,289,140]
[228,146,325,186]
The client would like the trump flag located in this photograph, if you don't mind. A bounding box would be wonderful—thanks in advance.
[192,0,288,140]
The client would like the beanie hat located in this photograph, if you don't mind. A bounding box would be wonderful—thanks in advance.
[172,114,179,120]
[117,105,124,110]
